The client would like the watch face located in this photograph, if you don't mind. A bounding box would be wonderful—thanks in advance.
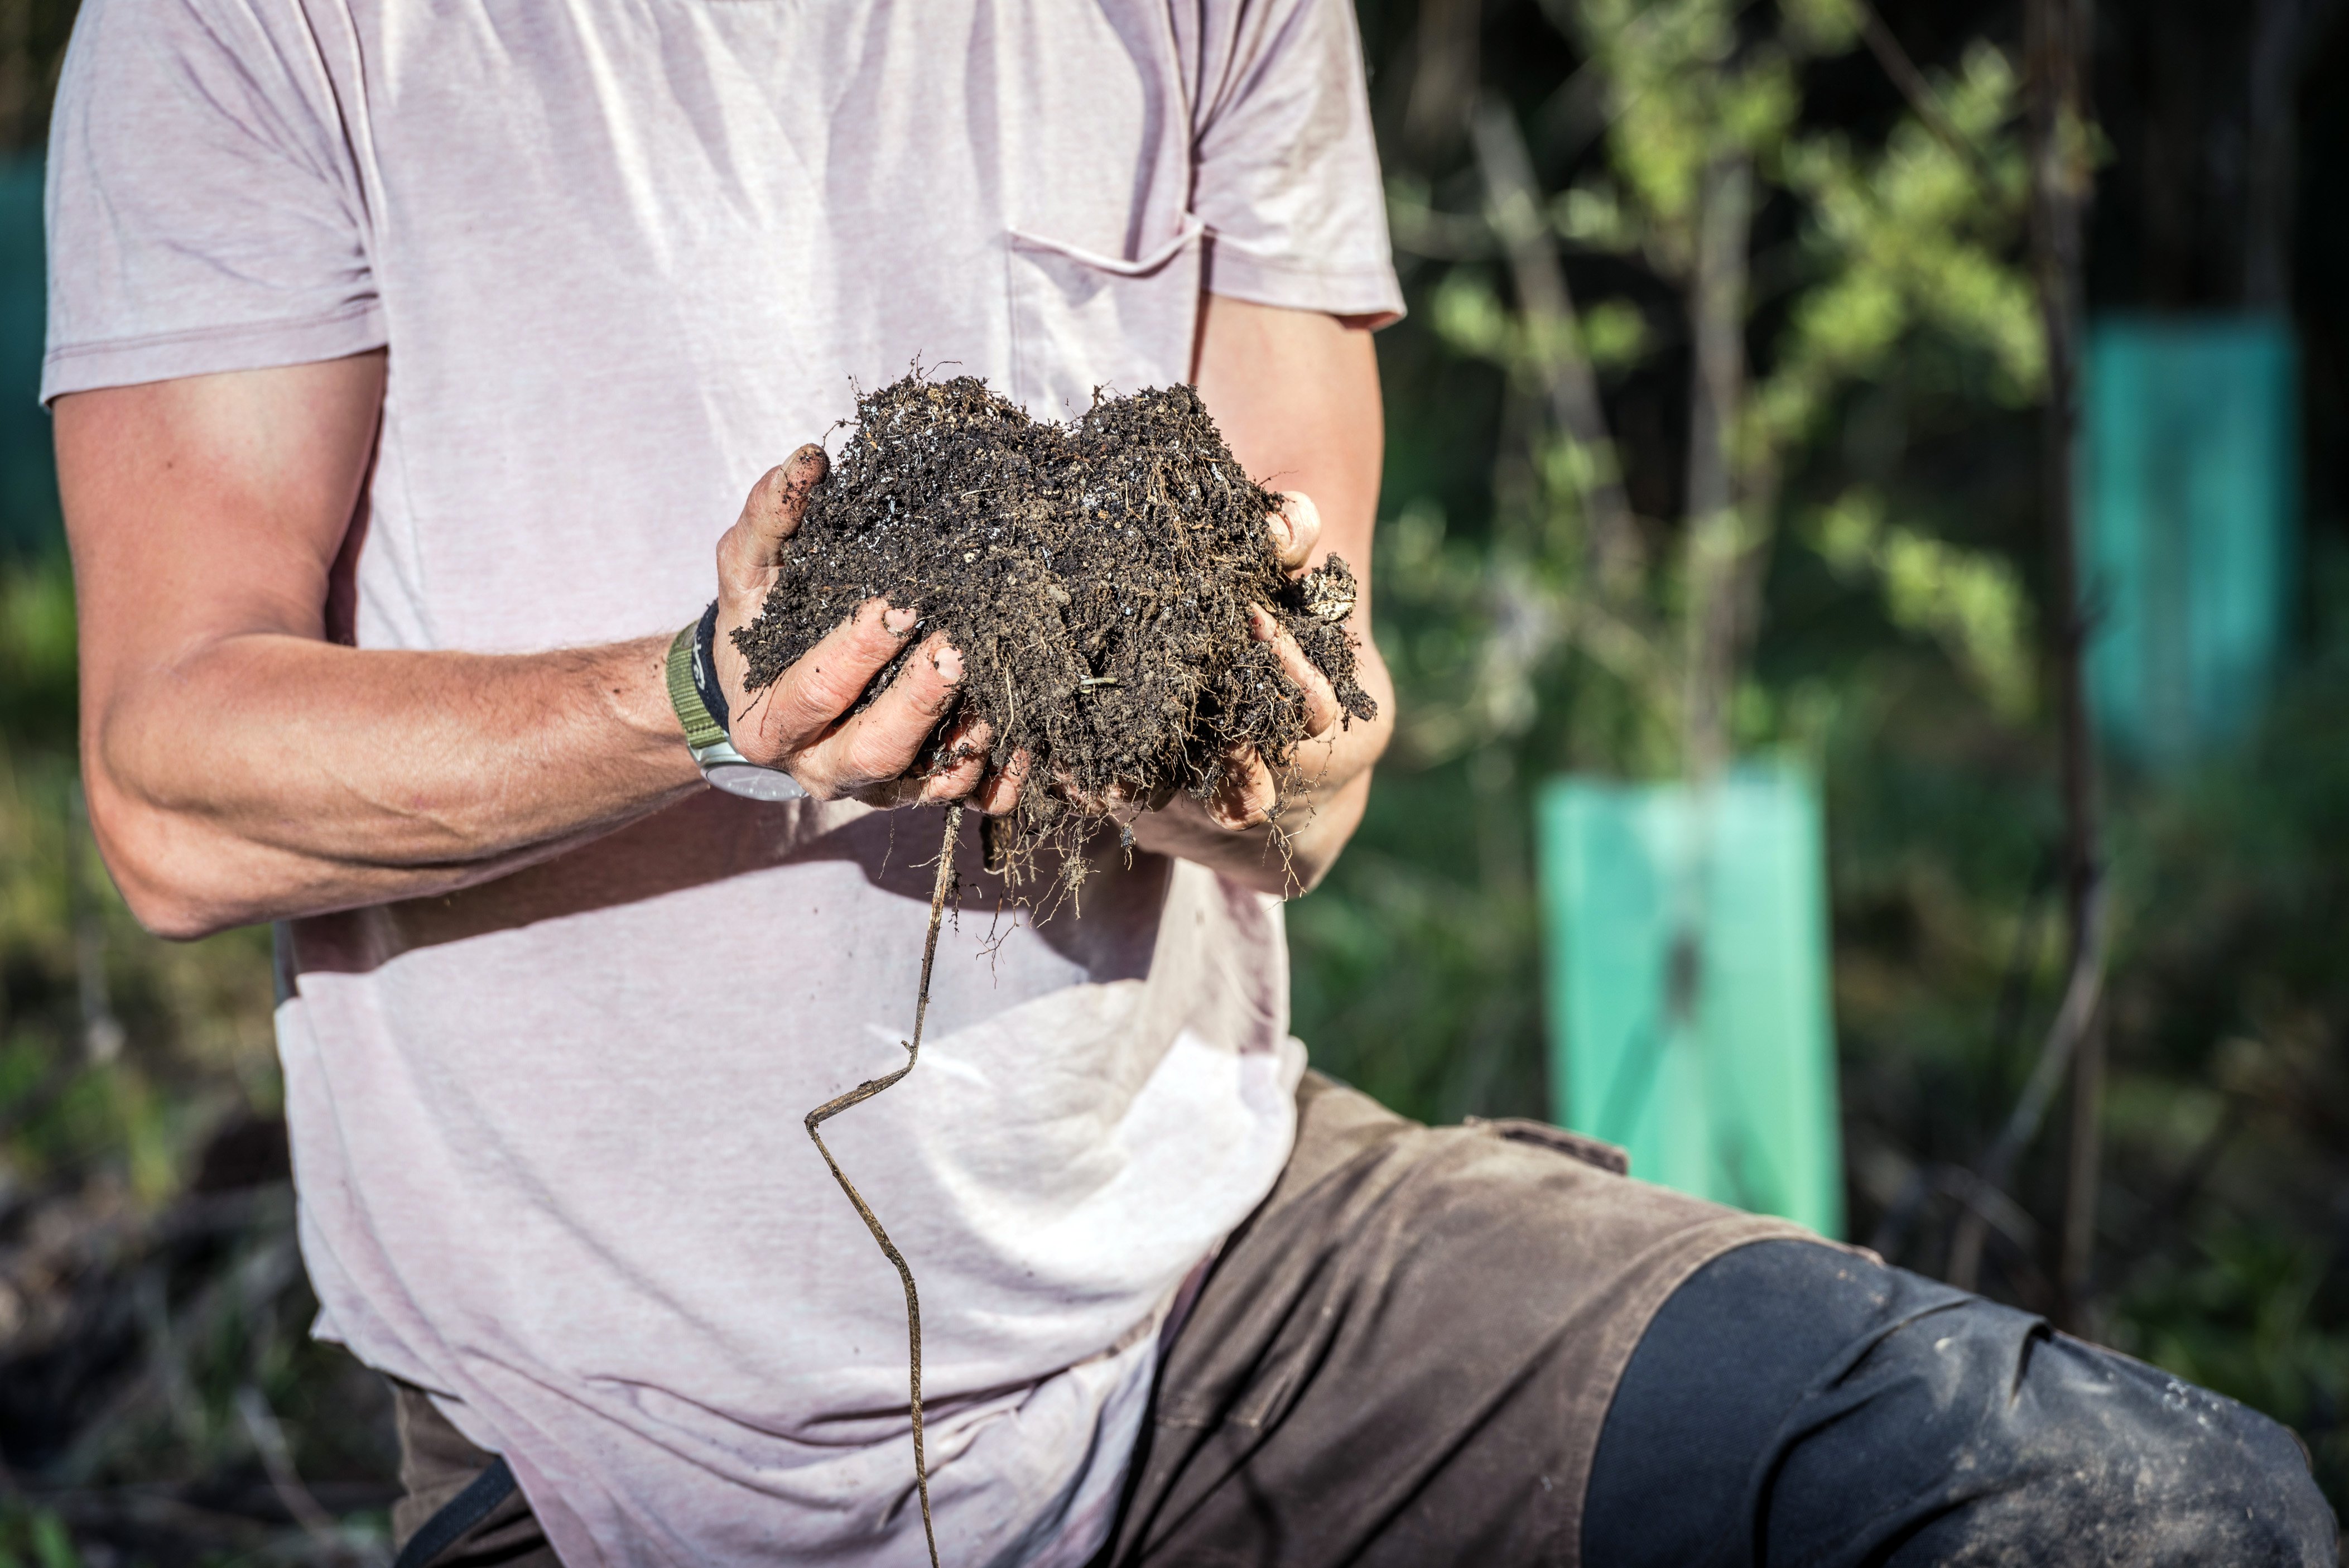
[706,762,809,802]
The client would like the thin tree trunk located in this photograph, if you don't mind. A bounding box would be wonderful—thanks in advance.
[0,0,31,153]
[1946,918,2103,1292]
[2025,0,2105,1334]
[1684,155,1748,529]
[1946,0,2102,1308]
[1404,0,1484,162]
[1681,153,1753,781]
[2244,0,2303,309]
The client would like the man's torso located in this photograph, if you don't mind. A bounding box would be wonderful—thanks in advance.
[46,2,1342,1560]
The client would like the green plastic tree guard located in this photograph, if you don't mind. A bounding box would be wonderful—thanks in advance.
[2078,315,2297,769]
[1536,763,1844,1238]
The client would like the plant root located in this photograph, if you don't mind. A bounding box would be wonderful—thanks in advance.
[803,802,962,1568]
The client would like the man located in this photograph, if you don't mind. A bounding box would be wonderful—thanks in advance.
[47,0,2337,1564]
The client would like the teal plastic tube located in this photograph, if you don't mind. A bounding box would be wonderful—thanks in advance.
[2079,315,2297,769]
[1537,762,1844,1238]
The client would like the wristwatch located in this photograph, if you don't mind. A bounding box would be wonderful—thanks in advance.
[665,602,807,801]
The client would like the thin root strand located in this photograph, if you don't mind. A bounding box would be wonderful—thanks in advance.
[803,802,962,1568]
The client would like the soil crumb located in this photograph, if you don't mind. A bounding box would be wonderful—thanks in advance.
[734,373,1373,884]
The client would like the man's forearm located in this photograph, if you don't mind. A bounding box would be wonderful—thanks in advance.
[89,629,700,937]
[60,359,995,941]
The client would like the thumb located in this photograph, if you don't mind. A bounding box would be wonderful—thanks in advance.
[711,442,827,718]
[717,444,829,600]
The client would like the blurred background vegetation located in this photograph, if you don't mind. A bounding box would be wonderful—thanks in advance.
[2,0,2347,1561]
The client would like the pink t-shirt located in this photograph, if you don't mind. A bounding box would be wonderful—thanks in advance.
[44,2,1401,1563]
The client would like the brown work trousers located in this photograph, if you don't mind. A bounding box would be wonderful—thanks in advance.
[391,1071,1807,1566]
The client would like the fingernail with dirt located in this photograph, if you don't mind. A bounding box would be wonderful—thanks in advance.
[933,644,964,682]
[883,605,918,636]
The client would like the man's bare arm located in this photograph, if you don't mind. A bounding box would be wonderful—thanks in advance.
[62,356,981,940]
[1128,295,1395,896]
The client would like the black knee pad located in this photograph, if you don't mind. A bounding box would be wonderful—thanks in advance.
[1886,1326,2337,1567]
[1586,1239,2340,1567]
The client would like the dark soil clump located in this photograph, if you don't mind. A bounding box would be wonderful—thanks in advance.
[733,373,1373,879]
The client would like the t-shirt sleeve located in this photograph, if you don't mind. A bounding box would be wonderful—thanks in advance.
[41,0,383,403]
[1190,0,1405,326]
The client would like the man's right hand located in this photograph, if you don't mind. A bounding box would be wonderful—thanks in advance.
[709,446,1019,813]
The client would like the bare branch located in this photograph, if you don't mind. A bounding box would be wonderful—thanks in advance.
[1947,884,2105,1292]
[1469,95,1639,591]
[1853,2,2000,189]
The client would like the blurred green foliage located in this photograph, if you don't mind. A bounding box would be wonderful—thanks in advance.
[1299,0,2349,1513]
[1394,0,2039,782]
[0,1505,85,1568]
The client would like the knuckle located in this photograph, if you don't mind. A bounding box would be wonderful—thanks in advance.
[841,732,906,785]
[730,730,783,769]
[851,612,912,659]
[801,663,867,714]
[714,525,758,585]
[753,461,793,503]
[783,648,883,723]
[736,467,794,538]
[768,685,839,743]
[926,773,978,804]
[908,679,957,722]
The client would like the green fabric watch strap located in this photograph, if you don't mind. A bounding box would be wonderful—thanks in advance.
[663,605,806,801]
[665,619,731,752]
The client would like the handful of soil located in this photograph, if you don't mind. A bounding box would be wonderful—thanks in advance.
[733,373,1374,872]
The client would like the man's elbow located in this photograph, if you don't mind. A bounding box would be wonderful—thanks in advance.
[105,853,243,943]
[84,778,254,941]
[129,890,237,943]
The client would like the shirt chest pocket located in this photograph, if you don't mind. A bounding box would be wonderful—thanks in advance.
[1004,217,1205,422]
